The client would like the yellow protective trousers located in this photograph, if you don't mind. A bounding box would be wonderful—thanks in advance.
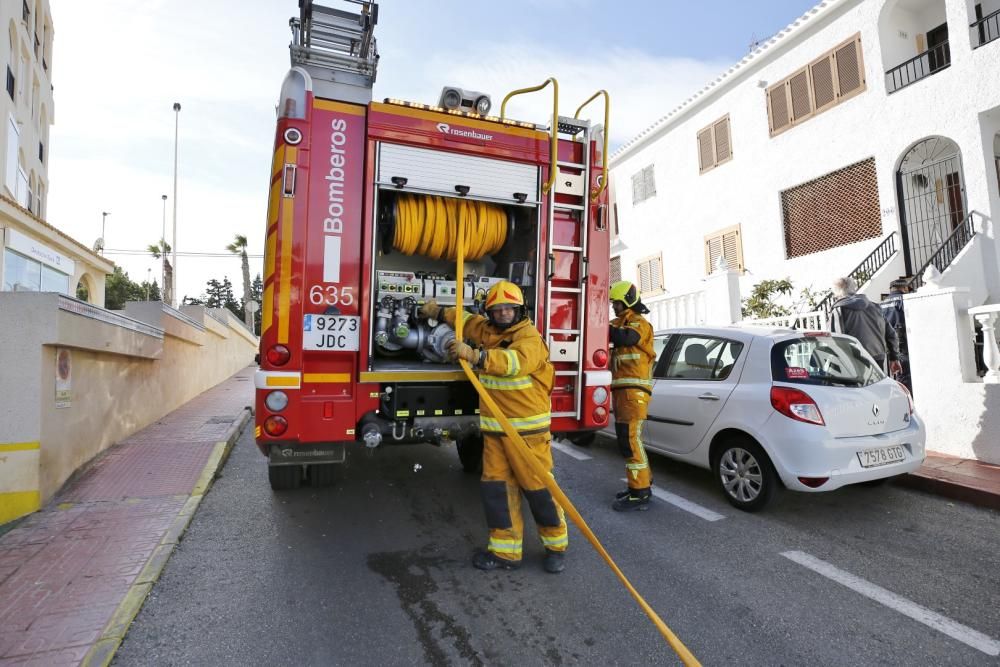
[480,432,568,562]
[613,388,652,493]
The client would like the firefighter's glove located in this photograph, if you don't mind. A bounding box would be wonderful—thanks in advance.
[448,339,481,366]
[419,299,442,321]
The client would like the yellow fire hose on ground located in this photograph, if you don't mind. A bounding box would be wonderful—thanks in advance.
[451,205,701,666]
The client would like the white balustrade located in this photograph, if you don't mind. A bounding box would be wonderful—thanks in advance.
[968,304,1000,384]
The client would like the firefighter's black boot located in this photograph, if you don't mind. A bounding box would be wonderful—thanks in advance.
[543,549,565,574]
[612,488,651,512]
[473,550,520,571]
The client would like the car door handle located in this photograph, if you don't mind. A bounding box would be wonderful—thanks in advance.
[697,393,720,401]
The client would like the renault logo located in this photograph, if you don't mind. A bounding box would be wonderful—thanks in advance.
[872,403,880,417]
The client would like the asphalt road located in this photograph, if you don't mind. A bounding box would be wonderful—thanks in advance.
[115,427,1000,666]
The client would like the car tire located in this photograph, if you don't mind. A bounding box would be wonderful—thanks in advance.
[566,432,596,448]
[268,464,302,491]
[456,436,484,475]
[713,437,779,512]
[309,463,338,487]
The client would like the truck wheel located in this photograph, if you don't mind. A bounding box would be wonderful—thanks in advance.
[456,436,484,475]
[309,463,338,487]
[567,432,596,448]
[268,464,302,491]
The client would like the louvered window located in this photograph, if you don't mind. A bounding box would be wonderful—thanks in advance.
[637,254,663,295]
[696,115,732,174]
[781,157,881,258]
[630,164,656,205]
[704,224,744,274]
[767,33,866,137]
[610,255,622,284]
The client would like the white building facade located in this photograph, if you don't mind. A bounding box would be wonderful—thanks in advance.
[0,0,112,305]
[610,0,1000,321]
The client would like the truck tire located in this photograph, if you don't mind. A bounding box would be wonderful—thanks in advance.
[456,436,484,475]
[567,431,596,448]
[309,463,338,487]
[268,464,302,491]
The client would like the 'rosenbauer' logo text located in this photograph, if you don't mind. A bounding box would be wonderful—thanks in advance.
[436,123,493,141]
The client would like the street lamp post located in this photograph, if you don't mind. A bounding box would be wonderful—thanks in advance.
[160,194,168,302]
[171,102,181,307]
[100,211,109,255]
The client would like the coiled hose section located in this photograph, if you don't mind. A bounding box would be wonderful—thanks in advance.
[393,194,507,260]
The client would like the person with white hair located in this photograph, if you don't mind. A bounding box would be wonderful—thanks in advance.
[829,276,902,376]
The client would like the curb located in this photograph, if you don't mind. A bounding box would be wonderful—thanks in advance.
[897,472,1000,511]
[80,406,253,667]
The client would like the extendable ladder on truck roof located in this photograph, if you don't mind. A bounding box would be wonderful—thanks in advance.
[291,0,379,102]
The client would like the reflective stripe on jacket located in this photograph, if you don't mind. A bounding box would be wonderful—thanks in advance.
[610,309,655,393]
[444,310,553,435]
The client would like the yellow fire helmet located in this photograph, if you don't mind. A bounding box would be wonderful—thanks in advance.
[485,280,525,309]
[609,280,639,307]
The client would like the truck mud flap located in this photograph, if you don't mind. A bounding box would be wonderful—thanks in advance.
[269,443,346,466]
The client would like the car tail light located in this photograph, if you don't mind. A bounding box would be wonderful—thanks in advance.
[593,406,608,423]
[897,381,914,416]
[263,415,288,436]
[798,476,829,488]
[266,344,291,366]
[592,349,608,367]
[770,386,825,425]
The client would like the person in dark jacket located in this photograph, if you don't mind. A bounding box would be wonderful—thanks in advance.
[880,279,911,390]
[829,276,902,376]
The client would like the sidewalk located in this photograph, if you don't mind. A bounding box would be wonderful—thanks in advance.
[0,367,254,667]
[900,451,1000,511]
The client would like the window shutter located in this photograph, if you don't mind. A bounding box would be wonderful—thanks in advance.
[704,235,723,273]
[789,68,813,121]
[713,117,731,163]
[767,83,791,135]
[649,255,663,291]
[722,228,744,271]
[643,165,656,197]
[610,255,621,284]
[697,128,714,172]
[810,54,836,111]
[835,37,864,98]
[631,171,643,204]
[637,261,651,293]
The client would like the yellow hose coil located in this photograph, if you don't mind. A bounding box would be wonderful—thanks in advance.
[393,194,507,261]
[452,205,701,666]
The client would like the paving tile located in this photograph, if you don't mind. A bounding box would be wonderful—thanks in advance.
[0,644,90,667]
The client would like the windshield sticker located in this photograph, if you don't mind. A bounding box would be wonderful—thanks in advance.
[786,367,810,379]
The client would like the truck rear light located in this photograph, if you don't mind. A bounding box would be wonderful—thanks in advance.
[593,406,608,423]
[592,387,608,405]
[770,386,825,426]
[265,391,289,412]
[266,344,291,366]
[263,415,288,436]
[593,349,608,367]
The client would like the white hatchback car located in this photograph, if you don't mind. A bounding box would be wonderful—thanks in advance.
[614,326,926,511]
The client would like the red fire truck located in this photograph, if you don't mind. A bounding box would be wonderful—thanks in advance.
[255,0,612,489]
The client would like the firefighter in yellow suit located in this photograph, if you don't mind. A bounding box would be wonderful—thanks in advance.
[419,280,568,573]
[609,280,656,511]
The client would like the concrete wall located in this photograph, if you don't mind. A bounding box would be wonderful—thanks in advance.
[0,293,257,523]
[610,0,1000,310]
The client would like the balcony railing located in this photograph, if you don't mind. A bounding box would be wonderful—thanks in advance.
[905,213,976,290]
[885,40,951,93]
[971,8,1000,48]
[816,232,898,319]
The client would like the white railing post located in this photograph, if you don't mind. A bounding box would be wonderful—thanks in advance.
[969,306,1000,384]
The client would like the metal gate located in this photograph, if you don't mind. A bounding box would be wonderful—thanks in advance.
[895,149,967,276]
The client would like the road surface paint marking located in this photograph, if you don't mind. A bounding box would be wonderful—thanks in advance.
[551,439,592,461]
[621,478,726,522]
[781,550,1000,656]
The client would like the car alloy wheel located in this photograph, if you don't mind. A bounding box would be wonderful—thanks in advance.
[713,437,779,512]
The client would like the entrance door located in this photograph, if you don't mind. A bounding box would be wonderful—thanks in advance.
[926,23,950,72]
[896,149,965,276]
[946,172,965,230]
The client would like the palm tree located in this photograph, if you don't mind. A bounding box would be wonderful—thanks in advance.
[148,239,173,305]
[226,234,254,330]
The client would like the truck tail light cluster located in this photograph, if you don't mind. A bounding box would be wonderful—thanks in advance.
[266,344,291,366]
[592,349,608,368]
[263,415,288,436]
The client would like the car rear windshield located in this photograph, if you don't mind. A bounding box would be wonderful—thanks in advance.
[771,335,885,388]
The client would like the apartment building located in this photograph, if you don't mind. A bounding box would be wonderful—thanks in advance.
[0,0,111,306]
[609,0,1000,321]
